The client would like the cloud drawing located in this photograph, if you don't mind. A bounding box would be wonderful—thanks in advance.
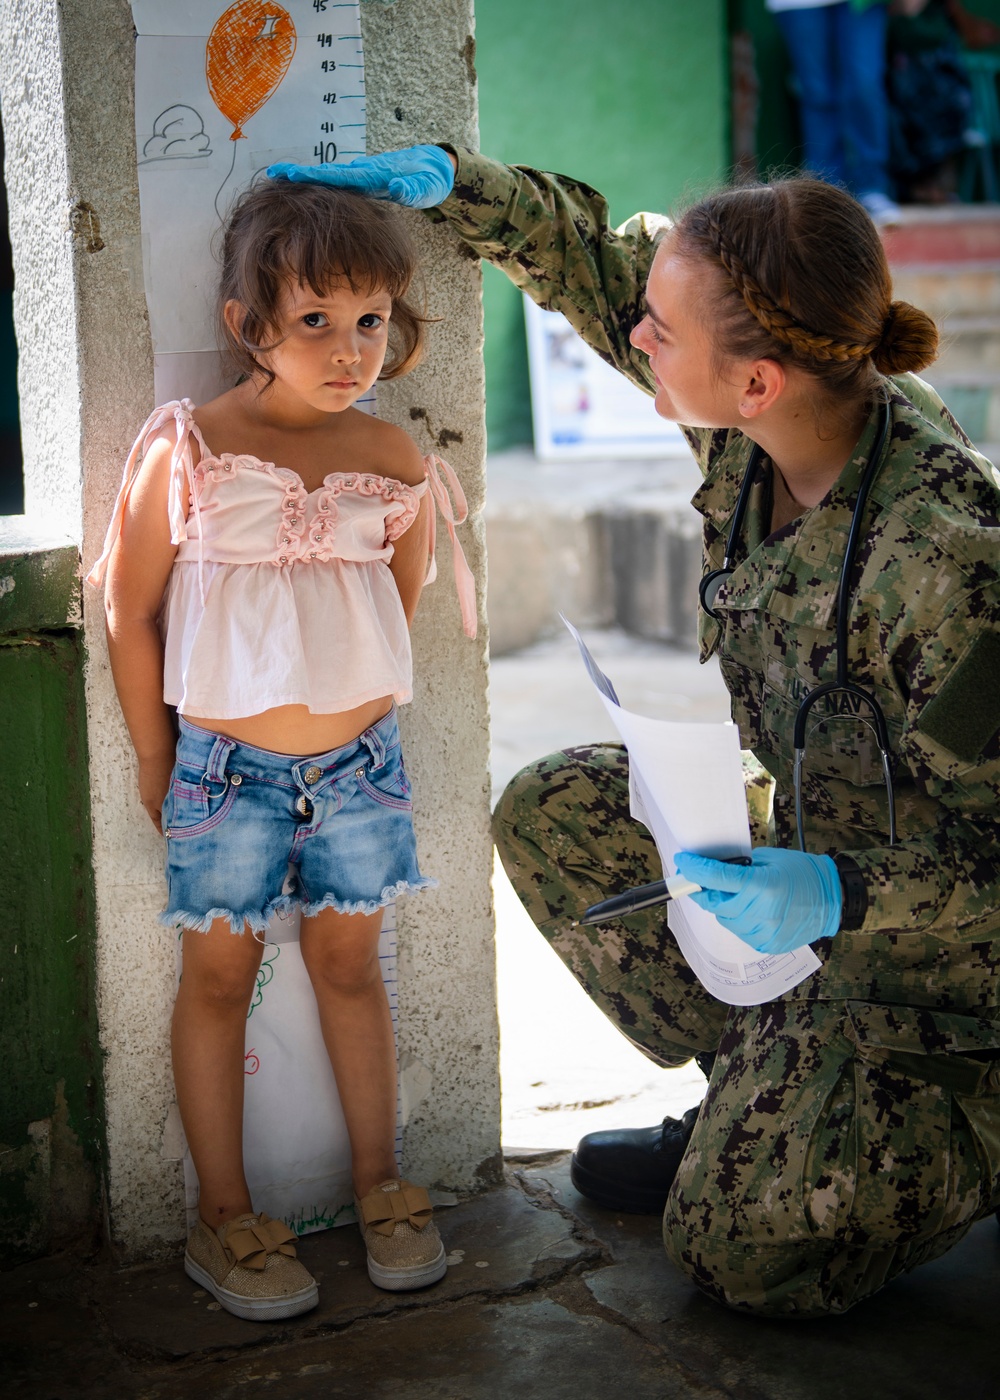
[141,105,213,163]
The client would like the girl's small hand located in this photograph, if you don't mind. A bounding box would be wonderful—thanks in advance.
[138,753,174,835]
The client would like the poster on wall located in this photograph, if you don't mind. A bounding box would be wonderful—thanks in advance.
[132,0,369,408]
[524,295,687,459]
[133,3,398,1236]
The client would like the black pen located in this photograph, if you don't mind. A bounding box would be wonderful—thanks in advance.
[581,857,753,925]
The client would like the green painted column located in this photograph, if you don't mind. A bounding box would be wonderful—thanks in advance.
[0,531,103,1263]
[730,0,800,177]
[474,0,730,449]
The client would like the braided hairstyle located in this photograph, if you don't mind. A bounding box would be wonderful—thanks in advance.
[672,178,938,399]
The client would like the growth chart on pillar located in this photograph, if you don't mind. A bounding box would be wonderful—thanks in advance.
[132,0,369,408]
[132,2,399,1236]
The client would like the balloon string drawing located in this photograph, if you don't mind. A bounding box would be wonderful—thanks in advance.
[206,0,298,219]
[247,943,280,1019]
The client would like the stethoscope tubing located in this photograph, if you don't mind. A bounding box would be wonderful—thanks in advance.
[832,401,891,689]
[701,401,897,852]
[698,442,763,619]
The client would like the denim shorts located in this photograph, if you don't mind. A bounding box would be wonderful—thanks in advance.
[160,708,434,935]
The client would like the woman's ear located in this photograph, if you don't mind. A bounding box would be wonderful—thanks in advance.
[736,358,786,420]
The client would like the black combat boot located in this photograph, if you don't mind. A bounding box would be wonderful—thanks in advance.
[569,1053,714,1214]
[570,1105,700,1213]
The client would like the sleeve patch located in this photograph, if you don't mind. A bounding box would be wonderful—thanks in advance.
[917,630,1000,762]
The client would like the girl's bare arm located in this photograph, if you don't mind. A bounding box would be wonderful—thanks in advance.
[389,490,432,625]
[103,435,183,833]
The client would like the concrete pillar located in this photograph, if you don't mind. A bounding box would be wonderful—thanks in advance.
[2,0,496,1259]
[361,0,499,1195]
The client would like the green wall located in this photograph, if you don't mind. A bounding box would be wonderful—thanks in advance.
[0,544,103,1264]
[474,0,730,450]
[960,1,1000,24]
[0,117,24,517]
[730,0,801,176]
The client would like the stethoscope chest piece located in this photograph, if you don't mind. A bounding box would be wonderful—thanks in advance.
[699,567,731,620]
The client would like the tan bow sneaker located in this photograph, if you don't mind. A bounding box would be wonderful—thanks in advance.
[355,1178,447,1291]
[184,1211,318,1321]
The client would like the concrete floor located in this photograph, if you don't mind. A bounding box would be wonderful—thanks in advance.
[6,1157,999,1397]
[6,628,1000,1396]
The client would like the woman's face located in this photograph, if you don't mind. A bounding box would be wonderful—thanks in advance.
[630,242,743,429]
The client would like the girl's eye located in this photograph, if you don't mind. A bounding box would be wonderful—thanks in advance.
[359,313,385,330]
[303,312,328,328]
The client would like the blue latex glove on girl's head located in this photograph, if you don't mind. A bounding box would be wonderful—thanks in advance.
[674,848,842,955]
[267,144,455,209]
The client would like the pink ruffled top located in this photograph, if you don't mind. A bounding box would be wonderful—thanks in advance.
[87,400,476,720]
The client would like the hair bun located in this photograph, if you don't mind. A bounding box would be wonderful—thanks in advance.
[872,299,939,376]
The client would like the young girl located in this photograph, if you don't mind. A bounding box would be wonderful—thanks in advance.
[87,180,476,1321]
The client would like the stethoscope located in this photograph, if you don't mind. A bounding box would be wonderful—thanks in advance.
[698,401,897,853]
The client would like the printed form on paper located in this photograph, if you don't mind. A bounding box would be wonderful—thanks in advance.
[564,620,820,1007]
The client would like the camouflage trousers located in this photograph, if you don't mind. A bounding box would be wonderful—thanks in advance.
[493,744,1000,1318]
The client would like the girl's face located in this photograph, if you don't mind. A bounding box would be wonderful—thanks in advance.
[630,242,744,429]
[252,274,392,415]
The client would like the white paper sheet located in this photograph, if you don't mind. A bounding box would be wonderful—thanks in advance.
[132,2,368,404]
[565,620,820,1006]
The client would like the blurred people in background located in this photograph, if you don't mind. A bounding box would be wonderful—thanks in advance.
[766,1,899,223]
[888,1,1000,203]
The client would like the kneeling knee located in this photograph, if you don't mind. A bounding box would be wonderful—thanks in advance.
[491,761,544,852]
[491,748,605,846]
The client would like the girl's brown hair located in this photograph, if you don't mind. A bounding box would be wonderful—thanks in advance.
[671,178,938,402]
[217,178,427,385]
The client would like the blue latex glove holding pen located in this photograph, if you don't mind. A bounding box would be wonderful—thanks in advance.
[268,144,455,209]
[674,849,842,955]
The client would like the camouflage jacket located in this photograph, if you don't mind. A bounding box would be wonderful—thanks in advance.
[436,150,1000,1007]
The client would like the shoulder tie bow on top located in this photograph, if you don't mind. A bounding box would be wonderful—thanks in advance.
[85,398,210,603]
[423,452,478,639]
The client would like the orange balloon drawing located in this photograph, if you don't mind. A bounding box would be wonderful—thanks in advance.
[206,2,297,141]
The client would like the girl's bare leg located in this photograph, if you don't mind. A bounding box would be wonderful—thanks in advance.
[299,908,397,1198]
[171,921,264,1230]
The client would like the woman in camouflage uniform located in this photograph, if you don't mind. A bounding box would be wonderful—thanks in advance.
[270,146,1000,1317]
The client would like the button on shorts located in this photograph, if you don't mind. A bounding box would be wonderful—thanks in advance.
[160,708,434,936]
